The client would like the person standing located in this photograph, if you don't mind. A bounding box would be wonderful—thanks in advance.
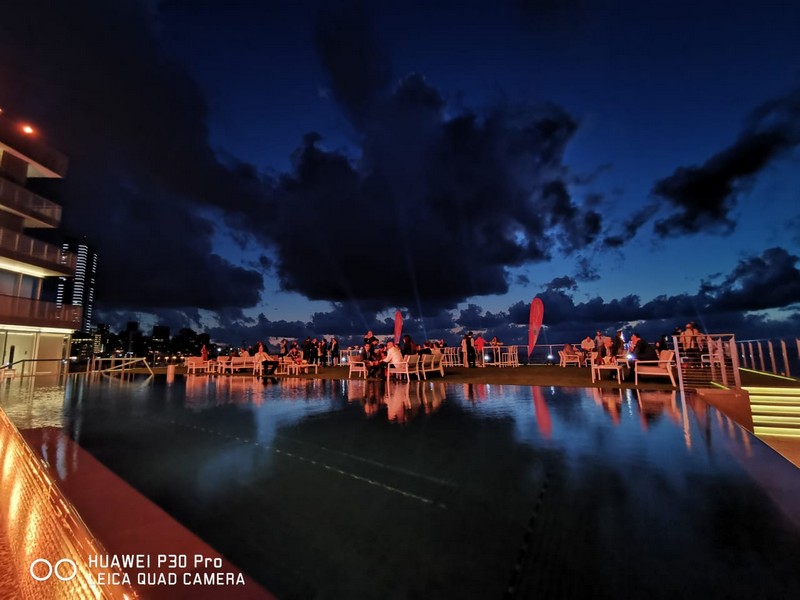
[462,332,476,368]
[474,333,486,367]
[593,330,604,350]
[329,337,340,365]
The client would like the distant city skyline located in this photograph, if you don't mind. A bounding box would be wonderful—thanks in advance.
[1,0,798,346]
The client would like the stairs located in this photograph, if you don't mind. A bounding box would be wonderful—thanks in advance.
[746,386,800,438]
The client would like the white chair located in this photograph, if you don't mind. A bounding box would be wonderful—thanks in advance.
[406,354,422,380]
[634,350,676,387]
[429,352,445,377]
[387,356,412,381]
[419,354,434,379]
[558,351,582,367]
[348,358,368,379]
[212,356,231,374]
[185,356,208,374]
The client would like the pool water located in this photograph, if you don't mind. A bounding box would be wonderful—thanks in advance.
[3,374,800,599]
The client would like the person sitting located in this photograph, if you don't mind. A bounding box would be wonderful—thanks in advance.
[255,348,280,375]
[563,343,577,354]
[400,334,417,356]
[580,336,595,355]
[598,337,616,364]
[629,333,659,362]
[562,343,581,365]
[286,346,303,363]
[361,343,382,379]
[381,341,404,376]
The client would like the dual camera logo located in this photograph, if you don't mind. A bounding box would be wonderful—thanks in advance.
[30,558,78,581]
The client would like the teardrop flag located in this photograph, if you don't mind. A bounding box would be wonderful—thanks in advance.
[528,297,544,357]
[393,310,403,345]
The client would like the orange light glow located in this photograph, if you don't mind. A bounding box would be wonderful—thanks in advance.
[22,124,35,134]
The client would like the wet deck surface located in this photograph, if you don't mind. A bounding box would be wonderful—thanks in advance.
[3,374,800,599]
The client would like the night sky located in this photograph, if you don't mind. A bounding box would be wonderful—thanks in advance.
[1,0,799,347]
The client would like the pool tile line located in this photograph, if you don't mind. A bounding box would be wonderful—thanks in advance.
[273,432,459,488]
[155,416,449,509]
[504,467,553,599]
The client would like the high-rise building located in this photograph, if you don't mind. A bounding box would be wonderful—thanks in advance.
[55,238,98,333]
[0,109,81,373]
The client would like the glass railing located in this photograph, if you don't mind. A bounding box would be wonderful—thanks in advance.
[0,177,62,227]
[0,226,76,273]
[0,294,82,328]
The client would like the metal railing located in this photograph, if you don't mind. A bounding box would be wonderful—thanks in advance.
[87,356,154,375]
[3,358,68,378]
[736,338,800,379]
[673,333,741,392]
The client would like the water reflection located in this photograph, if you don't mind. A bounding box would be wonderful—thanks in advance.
[347,379,447,421]
[3,375,800,598]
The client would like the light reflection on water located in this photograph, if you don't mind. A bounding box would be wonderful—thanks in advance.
[2,374,800,599]
[0,374,783,485]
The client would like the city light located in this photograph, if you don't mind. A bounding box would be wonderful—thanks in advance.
[21,124,35,135]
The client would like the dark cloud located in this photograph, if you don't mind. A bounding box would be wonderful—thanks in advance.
[314,0,391,128]
[178,245,799,346]
[652,87,800,237]
[545,276,577,292]
[574,257,600,282]
[0,0,267,313]
[259,54,601,312]
[710,247,800,312]
[420,245,800,344]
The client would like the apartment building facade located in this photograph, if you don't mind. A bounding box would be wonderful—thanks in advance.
[0,111,81,374]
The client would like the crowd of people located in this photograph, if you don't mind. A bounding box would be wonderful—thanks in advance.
[562,322,705,366]
[222,321,708,379]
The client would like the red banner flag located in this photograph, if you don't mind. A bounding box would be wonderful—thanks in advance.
[393,310,403,345]
[528,297,544,357]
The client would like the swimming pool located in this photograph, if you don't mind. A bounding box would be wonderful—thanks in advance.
[3,374,800,599]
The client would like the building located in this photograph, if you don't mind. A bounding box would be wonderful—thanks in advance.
[0,110,81,374]
[55,238,98,333]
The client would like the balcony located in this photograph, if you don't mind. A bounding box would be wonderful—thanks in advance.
[0,176,62,228]
[0,227,76,277]
[0,116,68,178]
[0,294,82,329]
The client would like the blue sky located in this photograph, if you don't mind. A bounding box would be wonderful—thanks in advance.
[1,0,799,346]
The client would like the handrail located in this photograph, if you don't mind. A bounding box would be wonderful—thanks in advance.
[2,358,67,377]
[88,356,154,376]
